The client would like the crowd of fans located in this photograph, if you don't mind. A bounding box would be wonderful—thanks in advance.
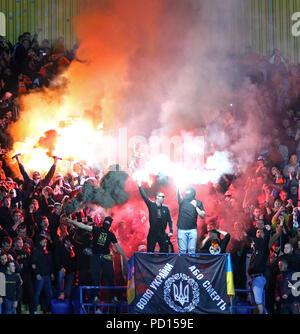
[0,29,300,315]
[0,30,92,315]
[199,45,300,314]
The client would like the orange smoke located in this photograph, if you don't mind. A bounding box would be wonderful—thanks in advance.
[8,0,168,176]
[4,0,265,258]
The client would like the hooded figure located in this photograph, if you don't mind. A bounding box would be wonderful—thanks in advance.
[176,187,205,254]
[102,216,113,231]
[184,188,196,201]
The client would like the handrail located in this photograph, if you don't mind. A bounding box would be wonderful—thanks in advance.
[79,285,128,314]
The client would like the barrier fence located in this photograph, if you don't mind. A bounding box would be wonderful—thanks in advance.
[78,285,128,314]
[0,253,269,314]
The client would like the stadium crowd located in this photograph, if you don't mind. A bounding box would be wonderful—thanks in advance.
[0,29,300,315]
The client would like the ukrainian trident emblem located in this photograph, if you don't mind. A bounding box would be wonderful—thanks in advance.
[164,273,200,312]
[173,280,189,306]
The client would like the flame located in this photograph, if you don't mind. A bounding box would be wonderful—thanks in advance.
[9,111,117,175]
[52,119,101,161]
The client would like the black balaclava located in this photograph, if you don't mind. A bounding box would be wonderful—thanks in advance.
[102,216,113,231]
[185,188,196,201]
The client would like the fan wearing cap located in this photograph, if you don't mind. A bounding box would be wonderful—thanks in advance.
[66,215,128,303]
[12,154,60,209]
[138,180,173,253]
[176,187,205,254]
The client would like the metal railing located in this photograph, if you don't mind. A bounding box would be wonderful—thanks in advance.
[79,285,128,314]
[230,289,268,314]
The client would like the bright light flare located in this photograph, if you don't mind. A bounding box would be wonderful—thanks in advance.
[53,119,102,161]
[132,150,233,189]
[10,117,120,174]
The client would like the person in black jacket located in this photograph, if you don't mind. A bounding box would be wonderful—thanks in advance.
[13,236,34,314]
[12,154,59,209]
[138,182,173,253]
[48,202,63,243]
[247,226,271,314]
[66,216,128,303]
[24,198,42,239]
[277,242,300,273]
[0,261,22,314]
[54,236,76,300]
[68,227,92,287]
[275,259,299,314]
[200,228,231,255]
[0,196,13,230]
[30,235,54,314]
[176,187,205,254]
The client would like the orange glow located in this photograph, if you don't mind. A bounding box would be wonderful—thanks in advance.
[8,0,164,174]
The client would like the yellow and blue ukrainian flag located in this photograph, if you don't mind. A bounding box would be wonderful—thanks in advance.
[127,256,135,304]
[226,254,235,296]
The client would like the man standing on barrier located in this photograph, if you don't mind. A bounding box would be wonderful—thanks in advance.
[177,187,205,254]
[138,181,173,253]
[66,216,128,304]
[247,225,271,314]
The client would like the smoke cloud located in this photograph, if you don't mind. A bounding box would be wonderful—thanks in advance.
[65,169,130,216]
[8,0,276,255]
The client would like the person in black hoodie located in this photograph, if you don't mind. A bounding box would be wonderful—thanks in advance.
[138,182,173,253]
[30,235,54,314]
